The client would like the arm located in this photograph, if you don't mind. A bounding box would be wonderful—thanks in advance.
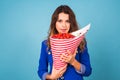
[38,41,48,80]
[60,44,92,76]
[38,40,67,80]
[79,44,92,76]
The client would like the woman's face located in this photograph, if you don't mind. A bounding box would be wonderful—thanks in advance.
[55,12,70,33]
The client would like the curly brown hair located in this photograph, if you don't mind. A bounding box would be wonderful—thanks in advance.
[47,5,86,52]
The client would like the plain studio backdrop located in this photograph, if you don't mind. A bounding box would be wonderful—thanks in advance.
[0,0,120,80]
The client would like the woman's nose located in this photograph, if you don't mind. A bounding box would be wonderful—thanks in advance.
[62,22,66,27]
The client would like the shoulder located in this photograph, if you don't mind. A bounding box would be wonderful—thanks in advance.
[40,40,49,52]
[41,40,47,45]
[40,39,48,48]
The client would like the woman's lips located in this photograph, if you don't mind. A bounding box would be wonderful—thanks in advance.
[61,29,67,33]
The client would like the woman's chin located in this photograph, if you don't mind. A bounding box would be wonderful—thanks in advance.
[59,30,68,33]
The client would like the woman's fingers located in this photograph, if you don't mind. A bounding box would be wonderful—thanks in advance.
[60,53,71,63]
[51,65,67,79]
[60,49,77,64]
[59,65,67,75]
[67,50,71,55]
[73,49,77,57]
[60,54,67,62]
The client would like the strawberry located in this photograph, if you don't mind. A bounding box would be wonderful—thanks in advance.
[52,33,75,39]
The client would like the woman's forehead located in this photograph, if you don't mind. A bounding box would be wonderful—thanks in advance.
[58,12,69,20]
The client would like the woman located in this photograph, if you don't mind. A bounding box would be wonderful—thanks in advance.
[38,5,92,80]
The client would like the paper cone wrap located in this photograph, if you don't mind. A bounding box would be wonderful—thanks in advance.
[50,24,91,70]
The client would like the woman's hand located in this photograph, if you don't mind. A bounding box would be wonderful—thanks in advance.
[60,49,82,72]
[60,50,77,65]
[49,65,67,80]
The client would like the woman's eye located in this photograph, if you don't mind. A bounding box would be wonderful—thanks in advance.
[57,20,62,22]
[66,20,70,23]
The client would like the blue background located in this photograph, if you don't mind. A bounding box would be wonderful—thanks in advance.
[0,0,120,80]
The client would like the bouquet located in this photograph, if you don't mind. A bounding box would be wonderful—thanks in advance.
[50,24,91,70]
